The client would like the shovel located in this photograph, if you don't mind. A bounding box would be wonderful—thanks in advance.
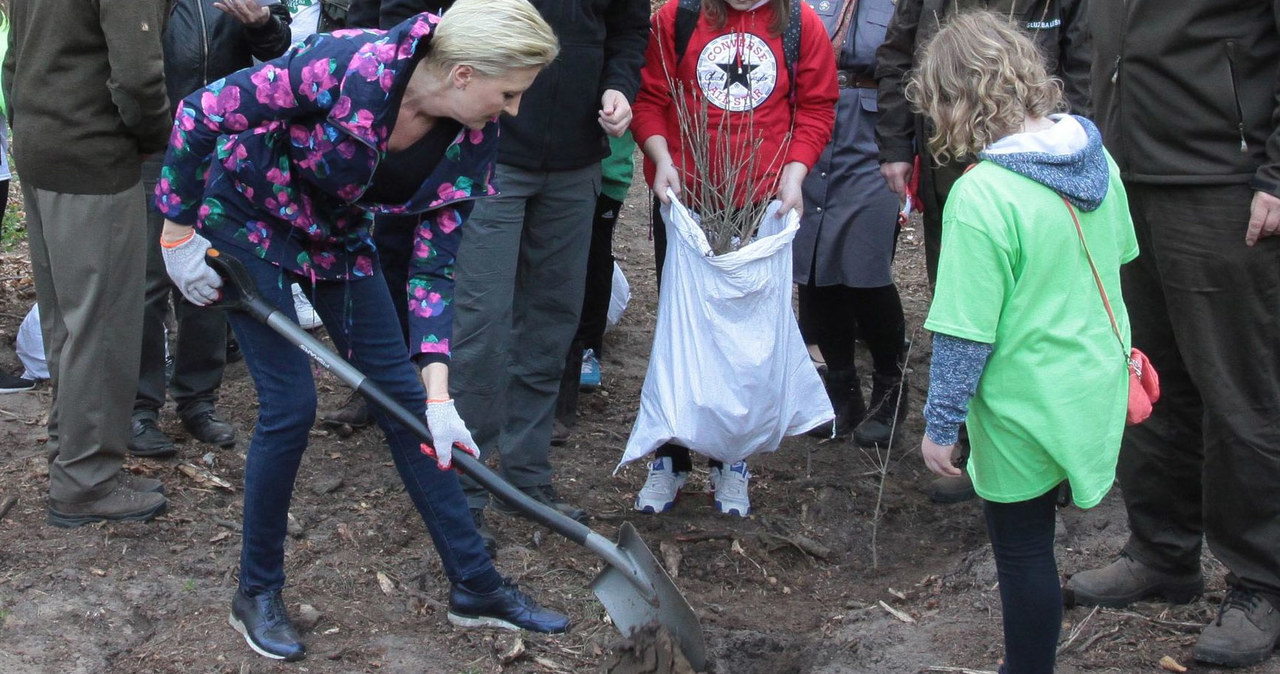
[205,249,707,670]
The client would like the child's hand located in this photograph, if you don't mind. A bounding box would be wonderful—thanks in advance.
[776,162,808,216]
[653,162,682,204]
[921,436,963,477]
[598,89,633,138]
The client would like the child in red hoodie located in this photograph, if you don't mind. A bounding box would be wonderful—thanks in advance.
[630,0,837,517]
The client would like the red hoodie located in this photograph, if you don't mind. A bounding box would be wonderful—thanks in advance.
[631,0,837,207]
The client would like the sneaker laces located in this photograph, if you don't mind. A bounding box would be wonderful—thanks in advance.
[639,462,682,497]
[261,592,290,628]
[716,463,750,500]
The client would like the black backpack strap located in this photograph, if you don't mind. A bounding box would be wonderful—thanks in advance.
[674,0,702,65]
[782,0,801,105]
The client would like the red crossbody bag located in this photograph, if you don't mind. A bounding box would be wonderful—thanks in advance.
[1063,197,1161,425]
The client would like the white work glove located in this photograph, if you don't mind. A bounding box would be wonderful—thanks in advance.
[423,399,481,470]
[161,231,223,306]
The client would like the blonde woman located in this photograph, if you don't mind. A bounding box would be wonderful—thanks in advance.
[154,1,568,661]
[910,12,1136,673]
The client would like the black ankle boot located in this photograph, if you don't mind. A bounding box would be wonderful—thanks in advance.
[808,370,866,439]
[854,373,909,447]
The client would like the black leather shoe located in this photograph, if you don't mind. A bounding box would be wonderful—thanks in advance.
[128,417,177,458]
[492,484,588,523]
[472,508,498,559]
[182,410,237,447]
[448,581,570,633]
[229,589,306,661]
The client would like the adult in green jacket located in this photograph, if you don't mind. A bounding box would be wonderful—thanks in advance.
[1065,2,1280,669]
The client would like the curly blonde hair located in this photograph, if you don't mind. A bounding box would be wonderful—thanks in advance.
[905,10,1064,164]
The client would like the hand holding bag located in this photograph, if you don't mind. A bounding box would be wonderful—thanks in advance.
[1064,197,1161,424]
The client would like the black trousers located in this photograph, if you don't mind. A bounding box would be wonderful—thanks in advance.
[985,488,1062,674]
[796,279,905,376]
[1118,183,1280,604]
[135,160,227,420]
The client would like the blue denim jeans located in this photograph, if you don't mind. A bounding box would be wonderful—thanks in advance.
[222,245,502,597]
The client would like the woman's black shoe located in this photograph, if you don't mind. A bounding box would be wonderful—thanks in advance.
[229,589,306,661]
[448,581,570,633]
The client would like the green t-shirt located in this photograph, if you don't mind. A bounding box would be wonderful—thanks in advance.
[924,156,1138,508]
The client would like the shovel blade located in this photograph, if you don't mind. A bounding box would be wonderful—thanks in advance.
[590,522,706,671]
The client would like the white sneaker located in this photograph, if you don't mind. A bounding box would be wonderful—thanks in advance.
[709,461,751,517]
[290,284,322,330]
[634,457,687,513]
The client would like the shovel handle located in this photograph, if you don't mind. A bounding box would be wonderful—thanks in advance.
[203,250,597,547]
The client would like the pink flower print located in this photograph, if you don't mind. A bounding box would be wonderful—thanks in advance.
[312,251,337,270]
[410,285,444,318]
[245,221,272,249]
[467,128,484,145]
[435,182,468,202]
[266,166,291,187]
[289,124,315,147]
[251,65,295,109]
[437,208,461,234]
[336,139,357,160]
[353,256,374,277]
[299,59,339,103]
[338,183,363,202]
[200,86,248,131]
[331,95,352,120]
[418,338,450,355]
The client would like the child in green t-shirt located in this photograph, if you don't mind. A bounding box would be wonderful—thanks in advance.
[909,12,1137,674]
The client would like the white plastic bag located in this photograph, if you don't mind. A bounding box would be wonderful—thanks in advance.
[620,194,833,469]
[16,304,49,381]
[605,261,630,332]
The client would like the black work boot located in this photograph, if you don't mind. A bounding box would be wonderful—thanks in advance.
[854,373,909,447]
[230,589,306,661]
[807,369,866,439]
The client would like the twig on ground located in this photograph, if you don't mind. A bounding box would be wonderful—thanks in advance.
[1101,609,1205,633]
[1057,605,1100,654]
[918,667,998,674]
[0,495,18,521]
[869,328,919,569]
[1076,625,1122,653]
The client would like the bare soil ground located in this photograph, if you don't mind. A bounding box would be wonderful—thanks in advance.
[0,181,1274,674]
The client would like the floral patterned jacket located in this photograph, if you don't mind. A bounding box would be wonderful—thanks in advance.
[155,13,499,362]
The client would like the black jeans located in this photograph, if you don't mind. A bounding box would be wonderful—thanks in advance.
[1117,183,1280,604]
[984,487,1061,674]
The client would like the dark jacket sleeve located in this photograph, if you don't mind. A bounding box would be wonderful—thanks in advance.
[380,0,453,30]
[1057,0,1091,116]
[874,0,921,164]
[599,0,650,101]
[101,0,172,154]
[1252,0,1280,196]
[244,3,293,62]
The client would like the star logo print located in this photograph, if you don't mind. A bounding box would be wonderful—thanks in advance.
[715,54,759,91]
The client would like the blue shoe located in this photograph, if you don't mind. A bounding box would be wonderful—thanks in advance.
[448,581,570,633]
[579,349,602,391]
[229,589,306,661]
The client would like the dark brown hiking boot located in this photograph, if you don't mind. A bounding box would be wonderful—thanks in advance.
[1064,553,1203,608]
[1194,586,1280,668]
[319,391,372,437]
[924,472,977,504]
[117,471,165,495]
[48,482,168,528]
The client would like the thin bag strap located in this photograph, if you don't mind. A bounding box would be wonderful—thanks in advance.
[830,0,861,53]
[1062,197,1127,356]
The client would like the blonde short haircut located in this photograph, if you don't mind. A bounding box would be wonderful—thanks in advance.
[428,0,560,77]
[905,10,1064,163]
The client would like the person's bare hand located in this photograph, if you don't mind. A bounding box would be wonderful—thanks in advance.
[213,0,270,27]
[880,161,913,198]
[921,436,963,477]
[598,89,632,138]
[652,161,681,204]
[1246,190,1280,246]
[776,162,808,216]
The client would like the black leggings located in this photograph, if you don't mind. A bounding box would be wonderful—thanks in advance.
[797,278,905,375]
[984,487,1062,674]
